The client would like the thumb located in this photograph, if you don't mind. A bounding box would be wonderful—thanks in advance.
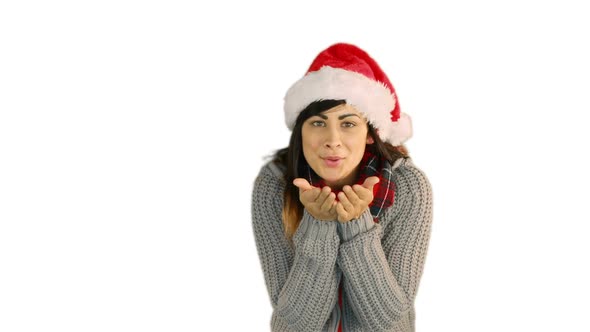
[293,178,313,191]
[362,176,380,190]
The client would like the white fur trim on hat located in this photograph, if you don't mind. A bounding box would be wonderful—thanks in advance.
[387,112,413,146]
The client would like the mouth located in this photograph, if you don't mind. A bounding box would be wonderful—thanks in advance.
[322,156,344,168]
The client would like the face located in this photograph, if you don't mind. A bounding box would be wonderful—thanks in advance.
[301,104,374,190]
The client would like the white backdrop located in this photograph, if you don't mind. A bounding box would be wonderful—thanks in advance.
[2,1,589,331]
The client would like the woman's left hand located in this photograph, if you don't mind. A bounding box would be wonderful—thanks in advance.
[336,176,380,223]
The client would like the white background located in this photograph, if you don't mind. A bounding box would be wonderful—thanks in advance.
[1,1,589,331]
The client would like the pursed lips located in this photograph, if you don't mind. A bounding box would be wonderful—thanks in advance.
[322,156,344,168]
[323,156,344,161]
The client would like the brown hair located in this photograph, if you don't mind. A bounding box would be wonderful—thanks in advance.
[267,100,409,243]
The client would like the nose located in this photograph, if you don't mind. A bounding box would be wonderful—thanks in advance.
[324,127,342,149]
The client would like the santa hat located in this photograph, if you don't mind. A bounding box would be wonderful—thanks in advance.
[283,43,412,146]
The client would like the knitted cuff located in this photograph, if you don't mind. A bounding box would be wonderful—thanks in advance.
[337,209,375,242]
[293,209,339,242]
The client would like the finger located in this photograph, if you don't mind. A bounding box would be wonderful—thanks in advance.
[293,178,313,191]
[320,192,336,212]
[362,176,380,190]
[336,201,348,221]
[352,184,373,202]
[342,185,361,206]
[315,186,332,203]
[337,191,355,215]
[329,200,337,214]
[301,187,321,202]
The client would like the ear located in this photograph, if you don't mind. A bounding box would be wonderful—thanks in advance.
[366,134,374,144]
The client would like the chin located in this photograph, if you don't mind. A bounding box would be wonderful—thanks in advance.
[318,170,343,182]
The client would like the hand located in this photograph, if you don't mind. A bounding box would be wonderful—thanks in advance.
[293,178,338,221]
[336,176,380,223]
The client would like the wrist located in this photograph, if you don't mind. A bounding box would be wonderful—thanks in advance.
[305,208,336,222]
[337,210,375,241]
[337,207,368,223]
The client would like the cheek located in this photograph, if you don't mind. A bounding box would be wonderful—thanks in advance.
[302,133,320,150]
[302,137,319,158]
[345,135,367,149]
[346,135,368,157]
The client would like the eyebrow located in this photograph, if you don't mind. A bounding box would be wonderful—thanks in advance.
[313,113,361,120]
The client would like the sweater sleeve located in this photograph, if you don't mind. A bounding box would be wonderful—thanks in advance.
[251,163,341,331]
[336,159,434,331]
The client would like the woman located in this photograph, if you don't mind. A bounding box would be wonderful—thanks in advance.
[252,43,433,332]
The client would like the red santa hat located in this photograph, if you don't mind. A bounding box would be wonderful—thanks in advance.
[284,43,412,146]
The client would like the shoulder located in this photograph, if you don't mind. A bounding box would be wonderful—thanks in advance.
[253,160,287,199]
[255,160,287,184]
[390,157,431,189]
[387,157,433,212]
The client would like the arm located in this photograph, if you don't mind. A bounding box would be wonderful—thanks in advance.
[336,159,434,331]
[251,163,341,331]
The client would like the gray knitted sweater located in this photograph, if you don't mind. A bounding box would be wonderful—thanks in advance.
[251,157,433,332]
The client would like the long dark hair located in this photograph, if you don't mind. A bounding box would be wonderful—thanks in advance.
[267,100,410,241]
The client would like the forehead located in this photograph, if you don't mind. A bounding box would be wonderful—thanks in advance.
[321,103,362,116]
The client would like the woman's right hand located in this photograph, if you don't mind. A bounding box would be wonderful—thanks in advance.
[293,178,338,221]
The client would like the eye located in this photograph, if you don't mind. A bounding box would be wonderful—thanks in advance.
[311,120,325,127]
[342,121,356,128]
